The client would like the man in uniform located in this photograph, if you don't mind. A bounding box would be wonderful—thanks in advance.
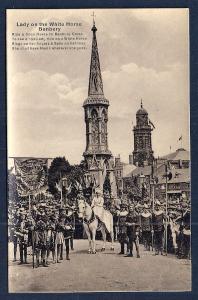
[152,201,165,255]
[125,204,140,258]
[56,212,65,262]
[141,204,152,251]
[34,213,48,267]
[117,203,128,255]
[46,214,57,264]
[15,210,29,264]
[63,205,75,260]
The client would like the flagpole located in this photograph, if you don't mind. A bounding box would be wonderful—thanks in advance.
[165,162,168,256]
[60,172,63,208]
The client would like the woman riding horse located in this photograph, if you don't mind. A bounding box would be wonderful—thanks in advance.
[91,188,111,233]
[77,188,114,253]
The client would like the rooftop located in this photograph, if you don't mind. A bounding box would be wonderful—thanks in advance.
[160,148,190,161]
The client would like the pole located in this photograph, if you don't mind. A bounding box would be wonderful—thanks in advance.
[152,183,155,211]
[32,230,35,269]
[151,181,155,251]
[60,172,63,208]
[165,162,168,256]
[60,187,63,208]
[29,194,31,213]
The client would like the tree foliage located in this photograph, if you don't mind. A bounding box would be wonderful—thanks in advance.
[48,157,71,197]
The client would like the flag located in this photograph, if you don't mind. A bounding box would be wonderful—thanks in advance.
[178,135,182,141]
[14,158,48,197]
[149,119,155,129]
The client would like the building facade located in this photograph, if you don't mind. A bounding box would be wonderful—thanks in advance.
[123,148,190,204]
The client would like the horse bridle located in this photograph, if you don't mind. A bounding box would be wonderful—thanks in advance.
[77,199,96,225]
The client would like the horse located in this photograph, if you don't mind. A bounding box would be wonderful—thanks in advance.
[77,199,114,254]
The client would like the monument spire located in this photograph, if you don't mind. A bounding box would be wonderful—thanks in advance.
[88,14,104,96]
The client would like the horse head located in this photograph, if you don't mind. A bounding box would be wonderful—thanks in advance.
[77,198,92,220]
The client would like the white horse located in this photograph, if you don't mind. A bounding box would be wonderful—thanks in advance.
[77,199,114,254]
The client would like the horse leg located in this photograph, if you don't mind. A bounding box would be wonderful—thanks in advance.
[84,225,92,254]
[92,229,97,254]
[135,237,140,258]
[101,225,106,251]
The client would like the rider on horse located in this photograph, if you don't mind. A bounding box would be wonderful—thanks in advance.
[91,187,111,233]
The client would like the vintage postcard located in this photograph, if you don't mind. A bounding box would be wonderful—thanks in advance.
[7,8,191,292]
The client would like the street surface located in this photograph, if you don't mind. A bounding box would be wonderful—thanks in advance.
[8,240,191,292]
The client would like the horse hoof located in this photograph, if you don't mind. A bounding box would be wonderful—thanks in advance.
[88,250,91,254]
[101,248,105,252]
[110,247,114,251]
[92,251,96,254]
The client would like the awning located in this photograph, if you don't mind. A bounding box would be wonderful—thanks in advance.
[167,190,182,194]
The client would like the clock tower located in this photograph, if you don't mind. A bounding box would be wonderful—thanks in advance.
[132,101,154,167]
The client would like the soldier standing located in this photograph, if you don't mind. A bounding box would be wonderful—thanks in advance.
[125,205,140,258]
[152,201,165,255]
[46,214,57,264]
[63,206,75,260]
[118,203,128,255]
[15,211,29,264]
[34,214,48,267]
[55,214,65,262]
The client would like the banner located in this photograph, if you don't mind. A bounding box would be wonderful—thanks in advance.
[14,158,48,197]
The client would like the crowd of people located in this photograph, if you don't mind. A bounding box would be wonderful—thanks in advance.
[8,191,191,268]
[8,198,76,267]
[111,199,191,259]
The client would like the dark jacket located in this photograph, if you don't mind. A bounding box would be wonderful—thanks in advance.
[152,211,164,232]
[126,212,140,239]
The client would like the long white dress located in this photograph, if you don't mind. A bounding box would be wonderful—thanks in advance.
[91,196,111,232]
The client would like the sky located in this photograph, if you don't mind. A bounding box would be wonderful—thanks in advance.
[7,8,189,166]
